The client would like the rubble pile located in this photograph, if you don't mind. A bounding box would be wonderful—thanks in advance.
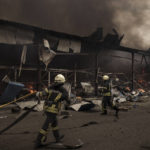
[0,75,150,113]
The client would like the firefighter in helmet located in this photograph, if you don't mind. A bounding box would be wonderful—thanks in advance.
[35,74,70,148]
[101,75,119,117]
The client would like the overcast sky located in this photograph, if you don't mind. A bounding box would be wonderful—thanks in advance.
[0,0,150,49]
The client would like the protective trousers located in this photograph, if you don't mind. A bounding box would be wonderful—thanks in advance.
[36,112,60,147]
[102,96,119,116]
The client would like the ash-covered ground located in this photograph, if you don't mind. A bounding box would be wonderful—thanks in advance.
[0,99,150,150]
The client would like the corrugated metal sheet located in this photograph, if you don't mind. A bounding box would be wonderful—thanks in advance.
[70,40,81,53]
[57,39,70,52]
[57,38,81,53]
[0,25,34,44]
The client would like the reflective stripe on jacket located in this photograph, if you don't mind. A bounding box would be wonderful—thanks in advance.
[102,80,111,97]
[103,92,111,96]
[41,89,62,114]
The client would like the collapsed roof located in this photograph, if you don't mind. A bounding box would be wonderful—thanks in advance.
[0,19,150,56]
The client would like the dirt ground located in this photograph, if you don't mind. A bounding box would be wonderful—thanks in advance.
[0,100,150,150]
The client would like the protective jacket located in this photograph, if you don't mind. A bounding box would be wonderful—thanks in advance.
[39,83,70,114]
[102,80,111,96]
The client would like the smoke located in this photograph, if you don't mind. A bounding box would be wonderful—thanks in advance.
[0,0,22,20]
[112,0,150,49]
[17,0,116,35]
[0,0,150,49]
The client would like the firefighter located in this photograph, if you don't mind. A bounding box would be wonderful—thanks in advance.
[101,75,119,117]
[35,74,70,148]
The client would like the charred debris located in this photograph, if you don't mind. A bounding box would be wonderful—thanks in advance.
[0,19,150,112]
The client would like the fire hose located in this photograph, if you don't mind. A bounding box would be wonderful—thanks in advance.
[0,91,37,109]
[0,91,37,135]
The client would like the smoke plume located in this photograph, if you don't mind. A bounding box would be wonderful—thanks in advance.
[0,0,150,49]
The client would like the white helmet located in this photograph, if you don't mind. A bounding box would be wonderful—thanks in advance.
[103,75,109,80]
[54,74,66,83]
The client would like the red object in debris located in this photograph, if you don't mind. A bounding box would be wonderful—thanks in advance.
[26,84,36,93]
[125,87,131,92]
[138,88,145,93]
[138,79,144,84]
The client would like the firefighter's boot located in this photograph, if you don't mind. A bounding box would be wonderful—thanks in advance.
[35,129,47,148]
[114,106,119,118]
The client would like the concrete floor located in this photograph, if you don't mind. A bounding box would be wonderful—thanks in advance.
[0,100,150,150]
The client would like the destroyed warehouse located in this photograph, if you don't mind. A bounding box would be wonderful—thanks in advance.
[0,17,150,150]
[0,19,150,97]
